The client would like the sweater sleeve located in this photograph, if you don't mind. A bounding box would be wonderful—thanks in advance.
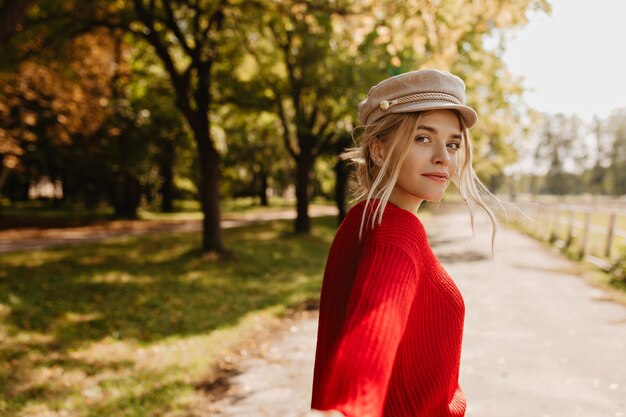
[315,242,420,417]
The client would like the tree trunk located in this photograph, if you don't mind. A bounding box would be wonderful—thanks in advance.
[84,185,99,210]
[129,0,226,254]
[0,165,11,194]
[113,173,140,219]
[258,168,269,207]
[333,133,352,224]
[295,152,313,233]
[160,140,175,213]
[0,0,34,44]
[334,157,348,224]
[196,132,224,253]
[176,105,224,253]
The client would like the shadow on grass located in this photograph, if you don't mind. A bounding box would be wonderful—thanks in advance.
[0,215,337,357]
[0,215,337,414]
[83,376,189,417]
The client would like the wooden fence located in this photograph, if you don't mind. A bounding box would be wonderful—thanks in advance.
[509,202,626,271]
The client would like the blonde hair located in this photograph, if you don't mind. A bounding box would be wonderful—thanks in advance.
[341,110,499,253]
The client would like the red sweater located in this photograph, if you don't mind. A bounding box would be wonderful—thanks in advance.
[311,200,466,417]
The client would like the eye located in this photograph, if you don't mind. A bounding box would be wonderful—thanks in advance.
[447,141,462,151]
[414,135,431,143]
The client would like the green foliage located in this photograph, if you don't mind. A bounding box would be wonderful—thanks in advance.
[0,25,197,215]
[98,38,195,215]
[313,155,337,199]
[218,107,291,200]
[611,246,626,283]
[2,0,557,233]
[224,0,552,190]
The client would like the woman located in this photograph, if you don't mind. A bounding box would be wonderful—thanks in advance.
[307,69,496,417]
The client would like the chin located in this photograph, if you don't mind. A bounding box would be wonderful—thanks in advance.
[422,193,445,202]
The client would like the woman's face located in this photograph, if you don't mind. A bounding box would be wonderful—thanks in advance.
[389,109,462,211]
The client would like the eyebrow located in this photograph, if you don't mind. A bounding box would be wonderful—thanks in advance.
[417,124,462,140]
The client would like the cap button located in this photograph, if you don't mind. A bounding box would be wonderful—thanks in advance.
[379,100,390,110]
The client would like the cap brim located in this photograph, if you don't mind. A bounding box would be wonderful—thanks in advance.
[390,101,478,129]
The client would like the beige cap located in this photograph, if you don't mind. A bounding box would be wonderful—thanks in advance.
[358,69,478,128]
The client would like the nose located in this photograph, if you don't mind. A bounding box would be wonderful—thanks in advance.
[432,142,451,166]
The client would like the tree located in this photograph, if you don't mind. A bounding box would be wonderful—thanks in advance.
[0,0,36,45]
[121,38,193,213]
[584,116,611,194]
[2,1,229,250]
[332,131,352,222]
[237,1,372,232]
[1,13,195,217]
[79,30,197,217]
[121,0,228,253]
[3,0,554,243]
[533,113,587,195]
[604,108,626,195]
[220,108,288,205]
[0,29,115,199]
[240,0,550,231]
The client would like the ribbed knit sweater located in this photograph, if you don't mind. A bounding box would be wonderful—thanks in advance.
[311,200,466,417]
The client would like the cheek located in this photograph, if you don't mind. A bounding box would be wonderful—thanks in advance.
[406,146,429,169]
[398,148,418,175]
[450,152,459,174]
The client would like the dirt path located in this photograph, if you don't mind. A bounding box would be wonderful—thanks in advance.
[0,206,337,253]
[209,204,626,417]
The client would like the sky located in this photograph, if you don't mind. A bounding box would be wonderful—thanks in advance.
[501,0,626,122]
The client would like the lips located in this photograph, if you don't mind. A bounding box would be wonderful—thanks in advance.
[421,172,449,183]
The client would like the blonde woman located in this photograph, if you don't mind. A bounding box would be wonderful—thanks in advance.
[307,69,496,417]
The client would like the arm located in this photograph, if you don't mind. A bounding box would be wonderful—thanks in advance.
[315,243,419,417]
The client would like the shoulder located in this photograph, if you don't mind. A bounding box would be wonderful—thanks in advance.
[348,200,429,261]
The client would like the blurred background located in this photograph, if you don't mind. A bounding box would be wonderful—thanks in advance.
[1,0,625,416]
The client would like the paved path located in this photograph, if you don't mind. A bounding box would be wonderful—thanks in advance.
[0,206,337,253]
[210,204,626,417]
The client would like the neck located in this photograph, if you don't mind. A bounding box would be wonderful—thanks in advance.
[388,189,423,214]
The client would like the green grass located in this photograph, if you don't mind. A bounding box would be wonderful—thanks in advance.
[0,216,337,416]
[507,216,626,303]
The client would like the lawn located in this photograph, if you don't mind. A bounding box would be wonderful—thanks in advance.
[0,216,337,416]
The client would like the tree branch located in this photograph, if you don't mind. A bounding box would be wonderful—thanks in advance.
[276,92,298,159]
[132,0,195,129]
[242,32,282,91]
[307,105,318,131]
[162,0,194,56]
[268,19,302,123]
[192,0,201,36]
[204,0,227,60]
[315,129,337,157]
[0,0,35,44]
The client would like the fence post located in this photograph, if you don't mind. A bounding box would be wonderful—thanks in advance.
[567,208,575,246]
[550,206,559,242]
[545,206,550,240]
[605,213,616,259]
[543,205,548,237]
[580,211,591,259]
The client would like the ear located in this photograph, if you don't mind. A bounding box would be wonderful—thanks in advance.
[370,140,386,163]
